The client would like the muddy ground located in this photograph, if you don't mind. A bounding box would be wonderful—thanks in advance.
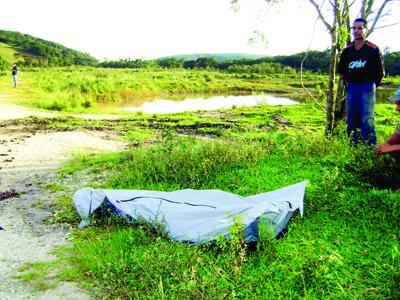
[0,103,127,299]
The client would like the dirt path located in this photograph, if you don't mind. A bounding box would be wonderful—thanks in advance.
[0,102,127,299]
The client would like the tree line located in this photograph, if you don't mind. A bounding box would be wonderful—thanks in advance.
[0,29,398,76]
[101,50,399,76]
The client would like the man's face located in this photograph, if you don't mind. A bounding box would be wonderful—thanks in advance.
[352,22,367,40]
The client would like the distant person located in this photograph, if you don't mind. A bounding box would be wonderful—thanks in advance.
[375,88,400,158]
[12,63,18,88]
[338,18,384,146]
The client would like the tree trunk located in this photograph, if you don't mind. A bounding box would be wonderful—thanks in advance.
[325,43,337,135]
[333,0,350,128]
[333,76,346,127]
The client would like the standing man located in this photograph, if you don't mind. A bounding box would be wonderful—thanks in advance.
[338,18,384,146]
[12,62,18,88]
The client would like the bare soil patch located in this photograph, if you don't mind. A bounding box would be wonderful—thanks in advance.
[0,102,127,299]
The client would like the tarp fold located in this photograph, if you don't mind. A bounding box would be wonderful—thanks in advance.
[73,181,306,243]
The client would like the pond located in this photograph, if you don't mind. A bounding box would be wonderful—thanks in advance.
[377,87,398,103]
[123,94,300,114]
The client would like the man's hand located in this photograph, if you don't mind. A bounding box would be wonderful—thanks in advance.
[376,143,396,155]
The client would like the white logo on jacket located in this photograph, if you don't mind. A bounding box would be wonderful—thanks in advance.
[349,60,367,69]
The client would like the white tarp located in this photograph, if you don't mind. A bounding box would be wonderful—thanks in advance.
[73,181,306,243]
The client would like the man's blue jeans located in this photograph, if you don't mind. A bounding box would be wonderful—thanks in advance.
[346,82,376,145]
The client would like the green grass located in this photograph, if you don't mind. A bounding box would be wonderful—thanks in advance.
[1,66,397,115]
[3,68,398,298]
[15,262,58,292]
[0,67,322,113]
[53,120,399,299]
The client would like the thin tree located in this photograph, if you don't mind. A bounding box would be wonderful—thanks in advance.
[231,0,398,135]
[332,0,396,128]
[293,0,395,134]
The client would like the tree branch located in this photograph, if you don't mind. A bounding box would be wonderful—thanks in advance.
[300,16,327,113]
[360,0,366,17]
[374,20,400,29]
[367,0,393,36]
[308,0,334,33]
[365,0,374,18]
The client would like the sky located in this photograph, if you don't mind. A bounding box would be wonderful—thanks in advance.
[1,0,400,61]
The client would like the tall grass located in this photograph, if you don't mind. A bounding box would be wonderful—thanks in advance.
[0,67,317,113]
[105,136,272,191]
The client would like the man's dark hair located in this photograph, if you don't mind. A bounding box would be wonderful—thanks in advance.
[354,18,368,27]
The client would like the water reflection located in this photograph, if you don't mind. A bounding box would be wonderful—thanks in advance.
[123,94,300,114]
[377,88,397,103]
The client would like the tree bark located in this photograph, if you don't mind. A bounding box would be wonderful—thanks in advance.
[333,76,346,126]
[325,43,337,135]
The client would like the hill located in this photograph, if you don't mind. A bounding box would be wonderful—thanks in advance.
[0,29,98,68]
[0,29,399,76]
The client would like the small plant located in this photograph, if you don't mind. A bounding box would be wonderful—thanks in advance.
[227,215,247,271]
[47,99,66,111]
[45,182,66,192]
[81,99,92,108]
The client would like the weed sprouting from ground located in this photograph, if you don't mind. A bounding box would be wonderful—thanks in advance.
[14,262,59,292]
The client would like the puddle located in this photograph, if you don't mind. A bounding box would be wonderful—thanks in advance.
[123,94,300,114]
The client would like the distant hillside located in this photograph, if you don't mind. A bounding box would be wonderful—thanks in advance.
[158,53,266,62]
[1,29,398,76]
[0,29,98,68]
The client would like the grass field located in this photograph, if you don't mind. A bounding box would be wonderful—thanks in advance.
[51,112,398,299]
[0,67,327,113]
[3,67,400,299]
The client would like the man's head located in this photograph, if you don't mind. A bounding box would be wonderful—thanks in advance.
[352,18,368,41]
